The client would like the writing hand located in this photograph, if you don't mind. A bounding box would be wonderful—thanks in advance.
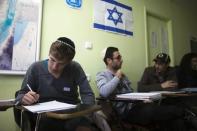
[22,91,39,105]
[161,80,178,88]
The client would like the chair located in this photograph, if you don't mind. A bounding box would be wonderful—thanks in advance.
[13,90,43,131]
[44,104,111,131]
[13,90,107,131]
[44,104,112,131]
[15,103,103,131]
[96,97,121,131]
[96,97,158,131]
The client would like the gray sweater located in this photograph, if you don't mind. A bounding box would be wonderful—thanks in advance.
[16,60,95,105]
[96,69,133,117]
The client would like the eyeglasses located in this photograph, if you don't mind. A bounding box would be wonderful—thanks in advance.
[112,55,122,60]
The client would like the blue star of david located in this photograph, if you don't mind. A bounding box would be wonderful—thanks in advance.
[107,7,123,26]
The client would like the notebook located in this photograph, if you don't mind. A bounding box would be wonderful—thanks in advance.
[116,92,162,101]
[23,100,77,113]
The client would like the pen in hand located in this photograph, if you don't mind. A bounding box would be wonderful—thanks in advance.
[14,84,32,106]
[26,84,39,104]
[27,84,33,92]
[15,101,19,106]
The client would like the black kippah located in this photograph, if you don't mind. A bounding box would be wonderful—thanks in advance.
[57,37,75,51]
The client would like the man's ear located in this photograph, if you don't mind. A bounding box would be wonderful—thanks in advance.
[106,58,112,64]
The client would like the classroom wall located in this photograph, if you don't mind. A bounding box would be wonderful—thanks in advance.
[0,0,197,130]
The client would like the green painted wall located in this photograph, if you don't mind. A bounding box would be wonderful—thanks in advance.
[0,0,196,130]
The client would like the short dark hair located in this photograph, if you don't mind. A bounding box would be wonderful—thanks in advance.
[103,47,119,65]
[49,37,75,61]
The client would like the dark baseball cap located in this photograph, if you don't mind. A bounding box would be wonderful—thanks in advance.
[153,53,171,64]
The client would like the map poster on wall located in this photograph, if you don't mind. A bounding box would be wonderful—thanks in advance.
[0,0,42,75]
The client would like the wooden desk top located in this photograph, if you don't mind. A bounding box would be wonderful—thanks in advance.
[161,92,197,97]
[0,99,15,111]
[45,104,101,120]
[96,96,146,103]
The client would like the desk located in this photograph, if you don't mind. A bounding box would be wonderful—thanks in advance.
[97,92,197,131]
[161,92,197,97]
[96,96,160,131]
[0,99,15,111]
[20,104,101,131]
[96,92,197,104]
[160,92,197,111]
[96,96,146,103]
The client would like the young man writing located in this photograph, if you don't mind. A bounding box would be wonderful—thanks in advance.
[16,37,97,131]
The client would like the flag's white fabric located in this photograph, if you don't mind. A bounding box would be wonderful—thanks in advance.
[93,0,133,36]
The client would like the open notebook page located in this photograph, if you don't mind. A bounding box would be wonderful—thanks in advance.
[23,100,77,113]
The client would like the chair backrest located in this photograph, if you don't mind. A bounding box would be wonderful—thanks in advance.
[96,97,123,130]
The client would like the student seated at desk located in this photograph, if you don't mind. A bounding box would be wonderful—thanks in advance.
[15,37,98,131]
[96,47,192,131]
[176,53,197,113]
[137,52,197,130]
[177,52,197,88]
[138,53,178,92]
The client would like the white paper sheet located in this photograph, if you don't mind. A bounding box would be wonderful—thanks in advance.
[116,92,162,100]
[23,100,77,113]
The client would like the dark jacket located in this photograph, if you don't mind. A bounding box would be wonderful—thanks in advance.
[177,67,197,88]
[138,66,177,92]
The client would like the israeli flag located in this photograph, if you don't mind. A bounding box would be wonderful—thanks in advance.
[93,0,133,36]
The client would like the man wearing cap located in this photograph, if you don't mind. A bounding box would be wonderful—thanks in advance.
[138,53,178,92]
[15,37,97,131]
[137,53,197,129]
